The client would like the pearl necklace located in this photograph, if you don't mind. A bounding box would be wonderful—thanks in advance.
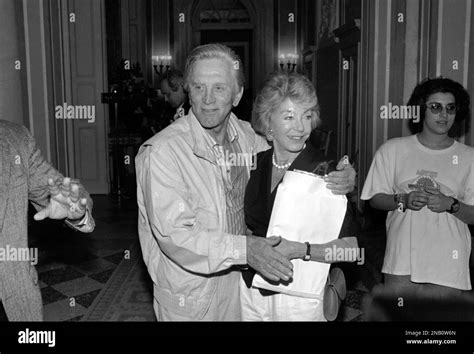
[272,154,292,170]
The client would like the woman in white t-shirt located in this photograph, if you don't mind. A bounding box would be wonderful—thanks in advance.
[361,77,474,299]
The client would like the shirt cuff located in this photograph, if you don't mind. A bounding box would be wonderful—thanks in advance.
[231,235,247,266]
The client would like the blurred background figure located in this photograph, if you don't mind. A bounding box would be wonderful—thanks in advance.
[159,69,190,123]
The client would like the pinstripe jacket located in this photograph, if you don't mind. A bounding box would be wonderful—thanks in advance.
[0,120,94,321]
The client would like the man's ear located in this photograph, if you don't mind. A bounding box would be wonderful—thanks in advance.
[232,86,244,107]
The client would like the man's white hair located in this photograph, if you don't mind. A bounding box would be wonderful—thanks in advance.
[183,43,245,93]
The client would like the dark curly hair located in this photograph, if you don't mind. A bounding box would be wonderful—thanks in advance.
[407,77,470,136]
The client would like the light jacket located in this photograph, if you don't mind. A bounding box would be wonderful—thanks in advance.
[135,110,268,318]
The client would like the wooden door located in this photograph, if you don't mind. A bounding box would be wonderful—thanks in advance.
[61,0,109,194]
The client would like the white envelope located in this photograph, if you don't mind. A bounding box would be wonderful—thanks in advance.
[252,170,347,299]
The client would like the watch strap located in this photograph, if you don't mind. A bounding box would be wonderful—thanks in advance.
[448,197,459,214]
[394,193,406,212]
[303,242,311,261]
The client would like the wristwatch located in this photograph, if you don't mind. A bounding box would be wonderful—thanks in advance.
[303,242,311,261]
[448,197,460,214]
[394,193,406,212]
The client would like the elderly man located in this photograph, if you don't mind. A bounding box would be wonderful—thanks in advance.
[136,43,355,321]
[0,119,94,321]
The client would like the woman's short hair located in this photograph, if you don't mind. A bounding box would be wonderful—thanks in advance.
[252,71,320,136]
[183,43,245,94]
[407,77,471,135]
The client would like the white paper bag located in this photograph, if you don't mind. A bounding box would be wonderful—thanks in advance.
[252,170,347,299]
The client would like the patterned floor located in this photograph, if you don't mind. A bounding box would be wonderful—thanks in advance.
[1,195,370,322]
[37,250,126,321]
[31,195,139,321]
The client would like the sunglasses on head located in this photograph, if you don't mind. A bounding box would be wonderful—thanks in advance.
[425,102,457,115]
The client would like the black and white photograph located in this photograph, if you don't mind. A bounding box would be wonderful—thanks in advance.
[0,0,473,352]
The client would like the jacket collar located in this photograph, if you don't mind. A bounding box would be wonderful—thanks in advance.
[187,109,245,163]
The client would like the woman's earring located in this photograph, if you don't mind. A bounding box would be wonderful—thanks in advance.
[267,129,274,141]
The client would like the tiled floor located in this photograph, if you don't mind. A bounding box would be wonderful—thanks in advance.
[31,195,139,322]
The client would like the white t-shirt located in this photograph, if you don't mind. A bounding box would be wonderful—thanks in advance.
[361,135,474,290]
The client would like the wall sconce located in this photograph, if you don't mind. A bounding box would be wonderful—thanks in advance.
[153,55,172,75]
[279,53,299,72]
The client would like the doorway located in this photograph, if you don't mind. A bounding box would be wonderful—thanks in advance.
[200,29,253,121]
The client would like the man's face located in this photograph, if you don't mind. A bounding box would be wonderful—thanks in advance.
[160,79,186,108]
[187,58,243,130]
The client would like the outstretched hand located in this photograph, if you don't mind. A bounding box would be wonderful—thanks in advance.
[34,177,87,221]
[247,235,293,282]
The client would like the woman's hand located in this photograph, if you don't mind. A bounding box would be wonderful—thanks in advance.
[271,236,306,260]
[424,187,453,213]
[324,156,356,195]
[405,190,429,211]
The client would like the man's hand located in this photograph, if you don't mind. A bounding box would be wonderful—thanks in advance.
[33,177,87,221]
[425,187,452,213]
[324,156,356,195]
[247,235,293,282]
[273,237,306,260]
